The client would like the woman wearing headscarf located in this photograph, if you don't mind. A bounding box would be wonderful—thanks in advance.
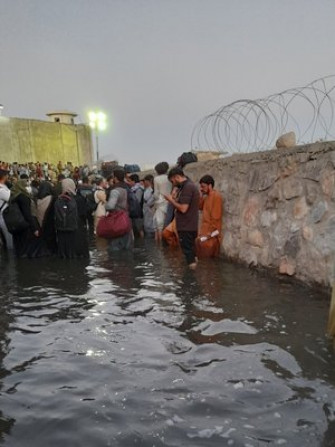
[36,181,57,255]
[11,176,40,257]
[56,179,89,259]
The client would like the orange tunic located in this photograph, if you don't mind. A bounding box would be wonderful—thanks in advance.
[196,190,223,258]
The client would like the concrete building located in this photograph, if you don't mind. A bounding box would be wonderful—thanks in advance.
[0,111,93,166]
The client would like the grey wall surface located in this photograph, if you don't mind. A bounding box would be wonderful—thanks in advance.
[185,141,335,287]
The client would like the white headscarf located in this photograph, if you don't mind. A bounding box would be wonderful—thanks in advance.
[61,178,76,196]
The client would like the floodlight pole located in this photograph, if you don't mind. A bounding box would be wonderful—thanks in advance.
[95,129,99,163]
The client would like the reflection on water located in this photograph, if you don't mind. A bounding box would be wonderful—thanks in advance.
[0,240,335,446]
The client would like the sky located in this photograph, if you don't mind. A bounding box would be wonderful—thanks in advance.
[1,0,334,168]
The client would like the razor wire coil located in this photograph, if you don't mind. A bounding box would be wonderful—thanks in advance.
[191,75,335,154]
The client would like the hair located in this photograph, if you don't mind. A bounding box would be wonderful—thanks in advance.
[143,174,154,182]
[168,167,184,180]
[113,169,125,182]
[96,177,105,186]
[155,161,169,175]
[20,173,29,180]
[0,171,8,180]
[58,174,65,182]
[129,174,139,183]
[106,174,113,182]
[82,176,89,184]
[199,175,215,187]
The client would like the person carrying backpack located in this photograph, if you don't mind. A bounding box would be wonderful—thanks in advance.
[10,175,41,258]
[105,169,133,251]
[0,168,13,251]
[55,179,89,258]
[77,176,95,232]
[128,174,144,238]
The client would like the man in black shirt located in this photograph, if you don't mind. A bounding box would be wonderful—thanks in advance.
[164,167,199,269]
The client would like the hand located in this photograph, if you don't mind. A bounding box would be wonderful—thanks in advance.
[164,194,173,203]
[34,230,40,237]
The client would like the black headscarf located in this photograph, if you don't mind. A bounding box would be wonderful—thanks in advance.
[37,181,54,200]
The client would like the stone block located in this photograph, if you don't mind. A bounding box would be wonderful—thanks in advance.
[284,233,300,258]
[302,226,314,241]
[293,197,308,219]
[321,172,335,198]
[313,217,335,256]
[276,131,296,149]
[249,168,278,192]
[240,247,258,266]
[305,182,319,205]
[260,210,277,227]
[247,230,264,247]
[303,162,321,182]
[266,183,281,208]
[243,196,261,227]
[310,201,328,224]
[283,178,303,200]
[279,256,296,276]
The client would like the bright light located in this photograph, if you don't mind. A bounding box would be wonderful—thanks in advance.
[97,112,106,122]
[88,111,96,122]
[88,110,107,131]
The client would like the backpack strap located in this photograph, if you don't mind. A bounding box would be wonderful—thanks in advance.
[0,201,7,212]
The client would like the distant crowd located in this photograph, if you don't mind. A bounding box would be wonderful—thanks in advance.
[0,158,223,269]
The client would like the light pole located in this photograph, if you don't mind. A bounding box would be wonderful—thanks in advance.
[88,111,107,162]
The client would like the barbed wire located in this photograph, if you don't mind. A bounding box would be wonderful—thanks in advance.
[191,75,335,154]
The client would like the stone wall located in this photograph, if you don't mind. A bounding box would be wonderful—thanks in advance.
[185,141,335,287]
[0,117,93,166]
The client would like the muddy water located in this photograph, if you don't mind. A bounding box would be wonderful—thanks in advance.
[0,240,335,446]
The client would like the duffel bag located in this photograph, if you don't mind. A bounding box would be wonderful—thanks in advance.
[96,210,131,239]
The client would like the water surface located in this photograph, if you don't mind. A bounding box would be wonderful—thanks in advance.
[0,241,334,446]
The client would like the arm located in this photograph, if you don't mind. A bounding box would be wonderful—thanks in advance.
[105,189,120,211]
[153,178,160,201]
[164,194,189,214]
[16,194,39,233]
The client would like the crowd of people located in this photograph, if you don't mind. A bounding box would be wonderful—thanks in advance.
[0,159,223,269]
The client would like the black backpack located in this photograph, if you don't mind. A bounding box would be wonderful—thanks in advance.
[177,152,198,168]
[127,188,143,218]
[2,200,29,234]
[78,187,97,214]
[54,194,78,231]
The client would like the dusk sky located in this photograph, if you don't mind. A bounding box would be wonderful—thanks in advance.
[1,0,334,167]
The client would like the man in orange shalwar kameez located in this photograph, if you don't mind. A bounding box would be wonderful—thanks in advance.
[196,175,223,258]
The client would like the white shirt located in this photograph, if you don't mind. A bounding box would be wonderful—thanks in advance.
[0,183,11,213]
[154,174,171,206]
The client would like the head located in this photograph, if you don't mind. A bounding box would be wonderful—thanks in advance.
[155,161,169,175]
[96,177,106,188]
[37,181,54,199]
[113,169,125,185]
[82,176,89,185]
[143,174,154,189]
[128,174,140,187]
[0,169,9,184]
[199,175,215,195]
[61,178,76,196]
[57,173,65,183]
[168,167,186,187]
[124,172,132,184]
[106,174,114,187]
